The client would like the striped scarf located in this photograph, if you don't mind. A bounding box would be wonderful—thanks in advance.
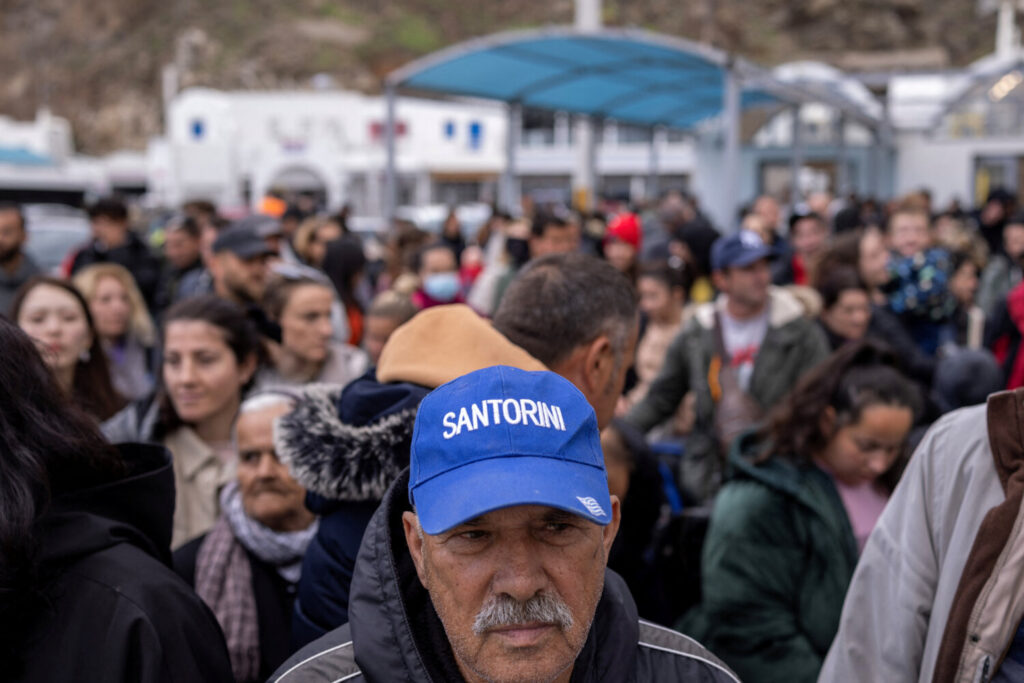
[195,483,317,682]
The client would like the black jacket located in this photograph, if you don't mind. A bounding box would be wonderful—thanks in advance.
[16,444,233,682]
[174,532,297,681]
[274,374,430,648]
[269,469,740,683]
[70,231,163,309]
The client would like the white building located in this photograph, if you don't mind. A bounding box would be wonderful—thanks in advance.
[0,109,110,203]
[148,87,509,214]
[146,86,698,215]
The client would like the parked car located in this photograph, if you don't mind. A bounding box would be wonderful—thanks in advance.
[23,204,91,274]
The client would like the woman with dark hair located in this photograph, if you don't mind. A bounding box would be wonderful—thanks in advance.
[103,295,261,549]
[11,275,125,420]
[682,341,921,683]
[624,260,690,410]
[258,272,368,389]
[0,317,232,682]
[815,266,872,349]
[321,236,367,346]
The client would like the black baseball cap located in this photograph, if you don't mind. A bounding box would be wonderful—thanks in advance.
[212,223,276,259]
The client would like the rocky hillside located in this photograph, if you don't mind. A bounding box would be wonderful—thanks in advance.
[0,0,1000,153]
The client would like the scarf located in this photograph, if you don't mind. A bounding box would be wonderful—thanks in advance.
[195,483,318,682]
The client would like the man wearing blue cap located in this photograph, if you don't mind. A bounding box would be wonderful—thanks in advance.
[272,366,738,683]
[625,229,829,503]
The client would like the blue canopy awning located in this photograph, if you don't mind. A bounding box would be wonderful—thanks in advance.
[0,146,52,166]
[388,28,880,131]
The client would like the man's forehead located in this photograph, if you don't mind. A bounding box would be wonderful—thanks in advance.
[448,504,589,529]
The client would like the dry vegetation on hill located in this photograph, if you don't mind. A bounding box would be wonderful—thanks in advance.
[0,0,999,152]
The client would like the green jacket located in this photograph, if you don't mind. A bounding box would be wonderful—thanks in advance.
[624,287,829,501]
[681,432,859,683]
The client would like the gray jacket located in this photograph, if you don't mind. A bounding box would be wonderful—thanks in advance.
[271,469,740,683]
[820,394,1024,682]
[0,252,40,315]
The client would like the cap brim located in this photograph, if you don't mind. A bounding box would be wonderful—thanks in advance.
[411,455,612,535]
[230,243,276,259]
[730,246,776,268]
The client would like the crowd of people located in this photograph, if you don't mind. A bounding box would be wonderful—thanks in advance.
[3,184,1024,682]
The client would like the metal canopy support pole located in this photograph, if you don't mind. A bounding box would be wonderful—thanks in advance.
[723,65,741,230]
[835,112,848,198]
[870,129,882,198]
[789,103,803,211]
[572,115,596,212]
[647,126,660,201]
[585,117,599,211]
[502,103,522,215]
[384,83,397,223]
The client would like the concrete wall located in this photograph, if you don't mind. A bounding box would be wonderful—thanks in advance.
[895,132,1024,208]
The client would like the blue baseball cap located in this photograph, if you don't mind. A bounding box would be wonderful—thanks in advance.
[710,229,775,271]
[409,366,611,535]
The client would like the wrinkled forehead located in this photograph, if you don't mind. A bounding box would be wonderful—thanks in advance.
[429,504,594,534]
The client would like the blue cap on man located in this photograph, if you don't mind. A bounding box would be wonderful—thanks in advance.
[408,366,611,535]
[710,229,775,271]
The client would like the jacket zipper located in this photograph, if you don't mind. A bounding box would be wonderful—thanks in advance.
[978,654,992,683]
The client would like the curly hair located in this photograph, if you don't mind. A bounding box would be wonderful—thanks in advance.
[757,340,922,492]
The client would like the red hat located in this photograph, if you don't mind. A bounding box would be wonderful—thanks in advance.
[605,212,642,251]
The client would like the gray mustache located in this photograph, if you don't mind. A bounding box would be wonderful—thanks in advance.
[472,592,574,635]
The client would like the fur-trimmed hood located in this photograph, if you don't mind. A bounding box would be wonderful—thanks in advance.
[274,374,431,502]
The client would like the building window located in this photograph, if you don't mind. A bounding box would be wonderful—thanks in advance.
[468,121,482,150]
[444,120,456,139]
[191,119,205,140]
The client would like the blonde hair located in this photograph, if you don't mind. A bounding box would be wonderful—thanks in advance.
[292,215,342,265]
[72,263,156,346]
[292,216,326,264]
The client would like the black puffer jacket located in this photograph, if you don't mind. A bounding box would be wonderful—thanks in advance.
[16,444,233,682]
[270,469,740,683]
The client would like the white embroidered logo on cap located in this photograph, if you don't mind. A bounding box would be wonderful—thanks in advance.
[576,496,606,517]
[441,398,566,439]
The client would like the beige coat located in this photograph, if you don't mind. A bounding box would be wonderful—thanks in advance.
[164,426,236,550]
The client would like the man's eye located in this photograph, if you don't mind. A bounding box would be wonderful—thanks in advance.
[459,530,489,541]
[545,523,572,533]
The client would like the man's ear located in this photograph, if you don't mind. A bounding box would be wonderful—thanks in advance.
[583,334,614,397]
[402,511,429,587]
[601,496,622,559]
[711,270,727,292]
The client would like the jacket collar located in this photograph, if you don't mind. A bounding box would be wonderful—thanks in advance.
[164,426,226,482]
[728,432,858,560]
[693,286,806,331]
